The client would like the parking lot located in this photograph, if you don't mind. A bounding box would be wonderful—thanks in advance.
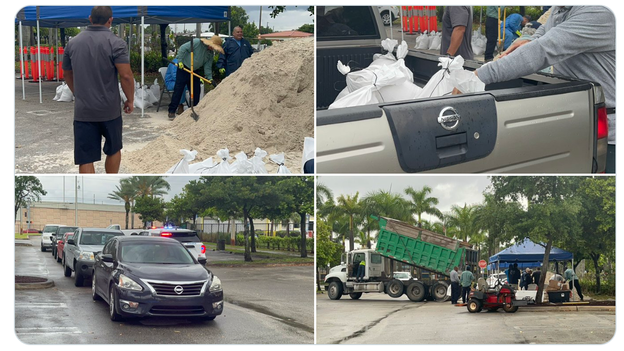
[316,293,615,344]
[14,237,314,344]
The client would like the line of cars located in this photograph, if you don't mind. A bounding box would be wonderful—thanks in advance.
[41,224,223,322]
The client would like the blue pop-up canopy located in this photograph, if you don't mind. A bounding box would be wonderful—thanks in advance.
[489,239,573,269]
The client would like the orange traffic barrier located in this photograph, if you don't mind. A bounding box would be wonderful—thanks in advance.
[402,6,409,32]
[30,46,39,81]
[58,47,64,80]
[20,47,29,79]
[429,6,438,32]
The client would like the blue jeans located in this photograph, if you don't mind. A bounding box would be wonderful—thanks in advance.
[356,265,365,281]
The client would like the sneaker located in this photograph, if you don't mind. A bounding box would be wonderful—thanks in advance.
[168,112,175,120]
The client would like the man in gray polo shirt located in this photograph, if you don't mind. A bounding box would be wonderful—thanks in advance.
[475,6,615,172]
[63,6,134,173]
[440,6,473,60]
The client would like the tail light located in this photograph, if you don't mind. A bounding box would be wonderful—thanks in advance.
[597,106,608,139]
[201,245,206,254]
[161,232,172,237]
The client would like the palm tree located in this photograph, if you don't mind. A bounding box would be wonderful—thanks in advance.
[130,176,171,198]
[446,203,479,242]
[404,185,443,227]
[334,192,361,251]
[107,178,137,229]
[361,190,412,248]
[316,182,335,220]
[331,214,351,251]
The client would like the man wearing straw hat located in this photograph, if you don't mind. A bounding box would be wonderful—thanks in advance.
[168,35,224,120]
[63,6,134,174]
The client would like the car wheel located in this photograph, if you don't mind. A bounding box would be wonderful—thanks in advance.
[327,281,343,300]
[467,298,483,313]
[74,268,84,287]
[56,253,62,263]
[349,292,362,300]
[386,279,404,298]
[109,287,123,321]
[63,257,72,277]
[381,10,392,26]
[41,243,45,252]
[53,249,57,260]
[92,272,101,301]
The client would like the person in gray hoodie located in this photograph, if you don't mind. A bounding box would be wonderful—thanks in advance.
[474,6,616,172]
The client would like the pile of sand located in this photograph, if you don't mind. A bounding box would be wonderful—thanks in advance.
[125,37,314,174]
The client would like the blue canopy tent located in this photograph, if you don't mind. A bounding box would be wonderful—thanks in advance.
[488,239,573,271]
[15,6,230,112]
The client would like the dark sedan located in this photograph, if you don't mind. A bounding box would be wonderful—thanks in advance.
[92,236,223,321]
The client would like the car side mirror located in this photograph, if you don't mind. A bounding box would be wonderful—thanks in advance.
[67,239,75,245]
[101,254,114,263]
[198,258,207,266]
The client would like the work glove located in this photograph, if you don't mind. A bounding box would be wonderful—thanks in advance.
[205,79,213,85]
[177,61,184,69]
[219,68,226,75]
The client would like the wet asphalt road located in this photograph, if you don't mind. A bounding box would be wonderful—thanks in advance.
[14,237,313,344]
[14,77,169,174]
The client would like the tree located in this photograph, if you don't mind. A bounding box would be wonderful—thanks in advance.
[134,196,166,228]
[243,22,259,41]
[278,177,314,257]
[490,176,582,304]
[446,203,479,242]
[473,193,523,258]
[316,221,343,291]
[404,185,443,227]
[15,176,47,219]
[130,176,170,198]
[268,6,315,18]
[107,178,137,229]
[361,190,412,249]
[216,6,249,35]
[334,192,361,252]
[296,24,314,33]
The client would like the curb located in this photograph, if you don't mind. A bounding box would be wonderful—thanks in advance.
[15,278,55,290]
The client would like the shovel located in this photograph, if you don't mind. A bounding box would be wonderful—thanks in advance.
[188,37,199,121]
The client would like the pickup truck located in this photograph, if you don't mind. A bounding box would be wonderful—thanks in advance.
[324,216,478,301]
[316,6,607,173]
[106,224,149,236]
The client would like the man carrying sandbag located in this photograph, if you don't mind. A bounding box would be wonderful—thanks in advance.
[168,36,223,120]
[63,6,134,174]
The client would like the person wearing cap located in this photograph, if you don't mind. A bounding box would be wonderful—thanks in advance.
[62,6,134,174]
[500,13,530,51]
[217,26,254,78]
[168,35,224,120]
[460,265,475,304]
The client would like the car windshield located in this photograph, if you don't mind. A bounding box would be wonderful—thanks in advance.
[80,231,123,245]
[57,227,77,235]
[160,231,201,243]
[120,243,195,264]
[43,226,59,233]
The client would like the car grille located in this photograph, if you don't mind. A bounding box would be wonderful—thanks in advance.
[143,280,207,296]
[149,305,205,315]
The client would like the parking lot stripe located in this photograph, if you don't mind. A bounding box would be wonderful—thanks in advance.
[15,303,67,308]
[15,327,82,335]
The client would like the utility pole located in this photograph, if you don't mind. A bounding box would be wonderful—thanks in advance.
[258,6,263,50]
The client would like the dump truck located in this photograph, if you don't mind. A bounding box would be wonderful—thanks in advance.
[316,6,608,173]
[324,216,479,301]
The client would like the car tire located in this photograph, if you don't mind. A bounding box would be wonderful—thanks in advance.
[53,249,57,260]
[467,298,483,313]
[349,292,363,300]
[41,244,45,252]
[92,272,101,301]
[56,253,62,263]
[381,10,392,26]
[74,269,84,287]
[109,287,123,321]
[386,279,404,298]
[327,281,343,300]
[63,257,72,277]
[405,281,426,302]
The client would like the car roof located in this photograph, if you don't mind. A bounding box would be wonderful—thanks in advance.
[115,236,181,244]
[81,228,124,234]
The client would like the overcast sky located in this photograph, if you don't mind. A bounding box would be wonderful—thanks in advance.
[318,175,493,223]
[34,176,196,206]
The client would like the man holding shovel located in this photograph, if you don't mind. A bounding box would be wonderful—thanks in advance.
[168,35,224,120]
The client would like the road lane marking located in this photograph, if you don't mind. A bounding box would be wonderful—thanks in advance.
[16,327,81,335]
[15,303,67,308]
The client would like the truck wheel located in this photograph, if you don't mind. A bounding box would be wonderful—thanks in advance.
[328,281,343,300]
[432,282,449,301]
[405,281,426,302]
[349,292,362,300]
[467,298,483,313]
[386,279,404,298]
[63,257,72,277]
[502,303,518,313]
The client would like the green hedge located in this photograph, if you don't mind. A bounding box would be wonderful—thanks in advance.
[580,277,615,296]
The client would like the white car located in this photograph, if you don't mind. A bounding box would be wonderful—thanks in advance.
[487,272,508,287]
[393,271,415,282]
[148,228,207,263]
[41,224,63,252]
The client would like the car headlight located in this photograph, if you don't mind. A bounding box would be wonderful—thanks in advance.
[118,274,143,291]
[78,252,94,261]
[209,276,222,292]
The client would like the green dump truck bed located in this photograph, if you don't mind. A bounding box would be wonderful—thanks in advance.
[374,216,478,277]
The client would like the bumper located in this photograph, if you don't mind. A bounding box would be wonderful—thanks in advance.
[41,240,53,248]
[114,287,224,318]
[75,260,95,278]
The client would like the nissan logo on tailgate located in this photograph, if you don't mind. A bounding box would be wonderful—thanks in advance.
[438,107,461,131]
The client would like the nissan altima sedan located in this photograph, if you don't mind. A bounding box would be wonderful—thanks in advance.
[92,236,223,321]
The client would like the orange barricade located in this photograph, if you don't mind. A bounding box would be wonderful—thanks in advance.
[402,6,409,32]
[420,6,428,32]
[58,47,64,80]
[30,47,38,81]
[20,47,29,79]
[429,6,438,32]
[47,47,55,81]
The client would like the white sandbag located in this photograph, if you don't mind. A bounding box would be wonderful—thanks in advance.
[415,32,431,50]
[471,30,486,56]
[58,84,74,102]
[416,55,465,98]
[188,157,217,174]
[213,148,233,174]
[395,40,409,60]
[250,148,268,174]
[450,69,485,94]
[166,149,197,174]
[231,151,252,174]
[270,153,291,174]
[150,79,160,101]
[134,87,153,109]
[53,84,63,101]
[429,32,442,51]
[145,86,159,104]
[301,137,314,173]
